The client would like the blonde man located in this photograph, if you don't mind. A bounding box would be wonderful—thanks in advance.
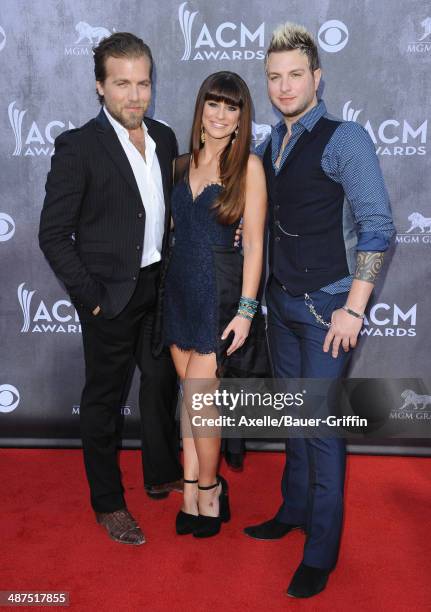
[244,23,394,598]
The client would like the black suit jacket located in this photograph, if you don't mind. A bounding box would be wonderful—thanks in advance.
[39,108,177,319]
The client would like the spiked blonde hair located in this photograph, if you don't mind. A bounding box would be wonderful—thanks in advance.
[265,22,320,72]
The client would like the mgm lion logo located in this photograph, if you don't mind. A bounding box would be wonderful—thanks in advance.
[252,121,271,146]
[74,22,114,45]
[406,212,431,233]
[399,390,431,410]
[419,17,431,41]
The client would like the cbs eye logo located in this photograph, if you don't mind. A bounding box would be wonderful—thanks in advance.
[318,20,349,53]
[0,384,20,413]
[0,213,15,242]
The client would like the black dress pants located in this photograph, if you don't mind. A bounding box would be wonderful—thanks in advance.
[79,263,182,513]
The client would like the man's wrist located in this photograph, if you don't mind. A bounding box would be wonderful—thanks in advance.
[342,305,364,320]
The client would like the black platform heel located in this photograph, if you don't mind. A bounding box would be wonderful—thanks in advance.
[193,475,230,538]
[175,479,200,535]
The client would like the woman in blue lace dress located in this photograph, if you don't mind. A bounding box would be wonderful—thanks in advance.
[164,72,267,537]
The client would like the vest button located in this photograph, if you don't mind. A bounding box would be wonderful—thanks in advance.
[275,205,280,210]
[137,212,143,218]
[132,275,137,281]
[136,245,141,250]
[275,236,281,242]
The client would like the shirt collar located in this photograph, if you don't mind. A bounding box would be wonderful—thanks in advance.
[272,99,327,138]
[103,106,148,140]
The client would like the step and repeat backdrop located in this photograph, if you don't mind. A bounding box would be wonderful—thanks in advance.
[0,1,430,451]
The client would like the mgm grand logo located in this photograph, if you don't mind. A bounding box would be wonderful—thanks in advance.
[390,389,431,421]
[407,17,431,53]
[72,404,131,416]
[65,21,116,56]
[396,211,431,244]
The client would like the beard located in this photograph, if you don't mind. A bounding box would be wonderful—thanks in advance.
[106,104,146,130]
[276,94,316,120]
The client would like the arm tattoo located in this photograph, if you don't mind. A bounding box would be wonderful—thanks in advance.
[354,251,384,283]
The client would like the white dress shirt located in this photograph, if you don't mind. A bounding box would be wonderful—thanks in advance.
[104,106,165,267]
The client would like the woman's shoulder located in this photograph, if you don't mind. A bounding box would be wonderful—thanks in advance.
[246,153,265,180]
[247,152,264,171]
[174,153,191,184]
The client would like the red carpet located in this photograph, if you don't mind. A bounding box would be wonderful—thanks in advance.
[1,450,430,611]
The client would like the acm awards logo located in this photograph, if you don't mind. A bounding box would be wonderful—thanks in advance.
[8,101,75,157]
[407,16,431,53]
[0,213,15,242]
[65,21,115,56]
[178,2,265,61]
[342,101,427,156]
[0,384,20,414]
[317,20,349,53]
[361,303,417,338]
[18,283,81,334]
[396,211,431,245]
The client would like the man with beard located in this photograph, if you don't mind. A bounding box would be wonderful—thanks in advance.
[244,23,394,597]
[39,33,182,545]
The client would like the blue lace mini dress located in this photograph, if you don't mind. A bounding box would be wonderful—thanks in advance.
[163,173,239,354]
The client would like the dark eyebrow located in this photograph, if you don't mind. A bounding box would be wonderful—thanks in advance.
[267,68,306,76]
[112,78,151,84]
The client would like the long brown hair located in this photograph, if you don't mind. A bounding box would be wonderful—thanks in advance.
[190,71,252,225]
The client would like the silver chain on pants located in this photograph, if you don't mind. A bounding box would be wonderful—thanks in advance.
[304,293,331,328]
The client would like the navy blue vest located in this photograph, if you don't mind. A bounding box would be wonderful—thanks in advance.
[264,116,349,295]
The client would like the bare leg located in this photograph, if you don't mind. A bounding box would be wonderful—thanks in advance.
[170,345,199,515]
[184,351,221,518]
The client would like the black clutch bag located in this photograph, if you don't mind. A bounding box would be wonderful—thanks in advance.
[212,245,272,378]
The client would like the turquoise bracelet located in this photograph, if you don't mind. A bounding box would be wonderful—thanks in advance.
[237,296,259,320]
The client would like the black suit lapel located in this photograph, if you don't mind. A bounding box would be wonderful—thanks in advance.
[94,109,141,201]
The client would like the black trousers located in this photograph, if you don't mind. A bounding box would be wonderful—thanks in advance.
[79,263,182,513]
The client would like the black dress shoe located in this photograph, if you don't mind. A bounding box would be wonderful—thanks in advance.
[176,510,200,535]
[176,478,199,535]
[145,478,183,499]
[287,563,330,598]
[225,450,244,471]
[244,517,303,540]
[95,509,145,545]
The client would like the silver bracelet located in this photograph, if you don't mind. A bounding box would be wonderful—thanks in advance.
[342,305,364,320]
